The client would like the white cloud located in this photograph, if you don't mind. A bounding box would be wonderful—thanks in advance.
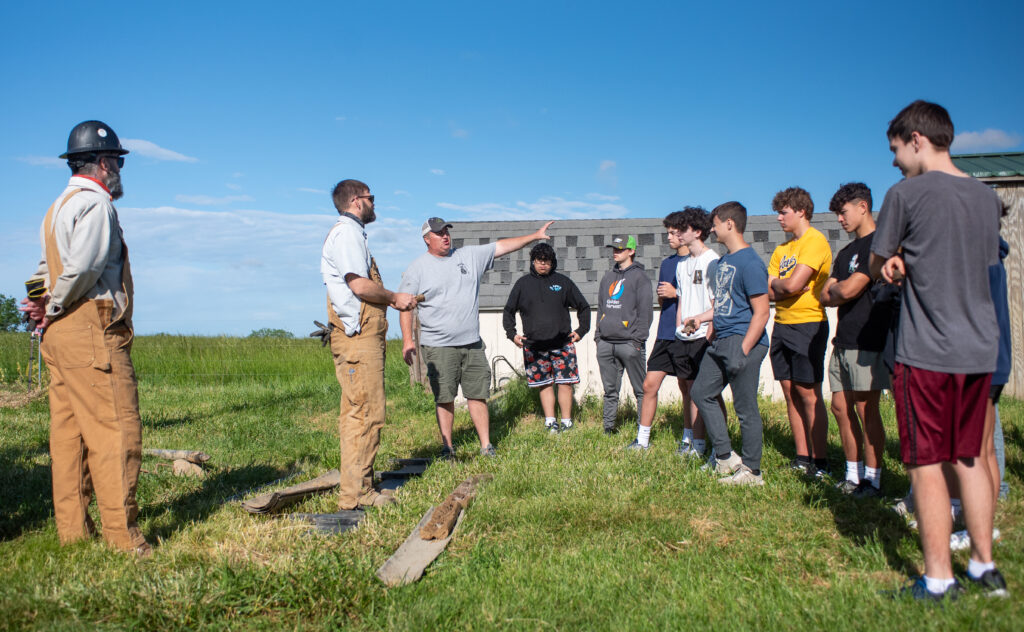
[232,172,244,178]
[585,192,620,202]
[18,155,65,168]
[430,168,446,176]
[952,129,1022,152]
[114,206,422,336]
[335,116,347,122]
[298,187,328,194]
[225,182,242,191]
[393,189,411,197]
[174,194,255,205]
[122,138,198,162]
[437,195,630,221]
[597,160,617,188]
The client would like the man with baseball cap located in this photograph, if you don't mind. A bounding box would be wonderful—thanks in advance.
[399,217,553,458]
[20,120,150,555]
[595,234,653,437]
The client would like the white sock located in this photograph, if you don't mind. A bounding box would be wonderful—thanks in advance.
[682,428,694,444]
[845,461,860,484]
[968,558,995,580]
[923,575,956,594]
[857,461,865,480]
[560,418,572,428]
[692,439,706,455]
[544,417,556,428]
[637,424,652,447]
[864,466,881,489]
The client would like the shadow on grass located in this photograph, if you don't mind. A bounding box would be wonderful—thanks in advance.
[142,463,289,543]
[0,440,53,541]
[1004,421,1023,485]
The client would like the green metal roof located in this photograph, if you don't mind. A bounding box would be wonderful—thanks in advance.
[951,152,1024,178]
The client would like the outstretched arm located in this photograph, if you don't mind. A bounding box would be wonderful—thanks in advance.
[494,221,553,258]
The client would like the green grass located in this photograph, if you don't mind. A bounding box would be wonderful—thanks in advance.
[0,333,1021,630]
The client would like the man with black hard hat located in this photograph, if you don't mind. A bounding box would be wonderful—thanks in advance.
[19,120,150,555]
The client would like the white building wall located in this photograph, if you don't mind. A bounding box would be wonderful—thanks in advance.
[480,307,840,404]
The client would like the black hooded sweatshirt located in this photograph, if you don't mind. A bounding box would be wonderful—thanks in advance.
[503,268,590,351]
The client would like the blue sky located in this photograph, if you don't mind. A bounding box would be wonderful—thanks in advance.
[2,1,1022,336]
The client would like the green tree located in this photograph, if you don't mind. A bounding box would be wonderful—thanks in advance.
[0,294,25,332]
[248,328,294,339]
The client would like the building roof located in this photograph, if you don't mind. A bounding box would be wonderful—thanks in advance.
[952,152,1024,180]
[451,215,854,310]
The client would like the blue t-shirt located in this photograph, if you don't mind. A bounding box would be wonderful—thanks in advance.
[656,254,683,340]
[707,246,769,346]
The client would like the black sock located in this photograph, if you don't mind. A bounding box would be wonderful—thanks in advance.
[796,455,811,465]
[813,458,828,471]
[718,452,733,460]
[751,469,760,476]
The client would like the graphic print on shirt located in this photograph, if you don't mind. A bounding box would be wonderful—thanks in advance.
[457,263,468,275]
[608,280,625,299]
[693,269,703,285]
[713,260,736,316]
[848,253,859,274]
[779,254,797,277]
[549,284,562,292]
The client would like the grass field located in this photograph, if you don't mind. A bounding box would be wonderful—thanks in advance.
[0,331,1021,630]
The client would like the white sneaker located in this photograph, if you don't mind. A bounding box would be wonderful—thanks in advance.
[701,451,742,475]
[718,464,764,487]
[950,528,1002,552]
[675,441,703,459]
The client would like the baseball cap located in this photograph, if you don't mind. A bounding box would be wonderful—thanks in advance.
[606,234,637,250]
[421,217,453,236]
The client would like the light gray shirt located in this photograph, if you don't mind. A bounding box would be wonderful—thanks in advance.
[398,244,496,346]
[872,171,1001,374]
[32,176,128,320]
[321,215,371,336]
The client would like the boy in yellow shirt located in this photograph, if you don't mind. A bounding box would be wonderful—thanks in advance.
[768,187,832,476]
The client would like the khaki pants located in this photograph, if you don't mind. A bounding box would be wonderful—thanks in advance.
[330,313,387,509]
[39,299,145,550]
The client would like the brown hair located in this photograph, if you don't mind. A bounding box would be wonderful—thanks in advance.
[710,201,747,233]
[887,100,954,150]
[331,179,369,214]
[772,186,814,220]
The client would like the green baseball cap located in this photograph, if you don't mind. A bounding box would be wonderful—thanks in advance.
[606,234,637,250]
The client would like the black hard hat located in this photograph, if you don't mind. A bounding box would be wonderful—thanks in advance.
[59,120,130,159]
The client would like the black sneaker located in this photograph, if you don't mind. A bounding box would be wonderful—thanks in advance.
[604,427,616,436]
[968,569,1009,598]
[893,577,965,602]
[789,458,811,474]
[852,481,881,499]
[440,445,456,461]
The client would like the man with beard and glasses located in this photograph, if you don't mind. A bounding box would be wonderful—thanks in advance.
[320,179,418,510]
[19,121,150,555]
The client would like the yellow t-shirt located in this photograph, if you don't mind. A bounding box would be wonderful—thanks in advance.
[768,226,832,324]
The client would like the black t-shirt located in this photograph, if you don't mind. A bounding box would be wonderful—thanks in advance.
[831,233,892,351]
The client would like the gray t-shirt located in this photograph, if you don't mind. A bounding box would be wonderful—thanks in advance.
[872,171,1001,374]
[398,243,496,346]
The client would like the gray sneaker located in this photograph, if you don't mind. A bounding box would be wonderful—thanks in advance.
[480,444,497,457]
[676,442,703,459]
[718,464,764,487]
[625,439,649,452]
[702,451,741,475]
[560,419,574,432]
[835,479,859,495]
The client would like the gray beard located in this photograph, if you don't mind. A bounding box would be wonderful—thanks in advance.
[106,172,124,200]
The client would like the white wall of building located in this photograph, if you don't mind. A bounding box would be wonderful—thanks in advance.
[480,307,840,405]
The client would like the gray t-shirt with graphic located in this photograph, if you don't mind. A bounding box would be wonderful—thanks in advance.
[399,243,496,346]
[872,171,1001,374]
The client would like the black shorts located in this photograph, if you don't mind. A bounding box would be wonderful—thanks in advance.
[647,338,708,380]
[770,321,828,384]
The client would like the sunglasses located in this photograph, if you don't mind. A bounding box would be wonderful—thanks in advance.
[103,155,125,168]
[355,194,375,203]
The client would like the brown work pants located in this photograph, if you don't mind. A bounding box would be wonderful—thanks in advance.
[39,299,145,550]
[330,310,388,510]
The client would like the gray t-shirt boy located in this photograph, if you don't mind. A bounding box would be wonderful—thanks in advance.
[398,243,496,346]
[872,171,1001,374]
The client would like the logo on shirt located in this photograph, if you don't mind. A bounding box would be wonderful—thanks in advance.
[549,284,562,292]
[779,255,797,277]
[608,280,625,299]
[848,254,859,274]
[457,263,468,275]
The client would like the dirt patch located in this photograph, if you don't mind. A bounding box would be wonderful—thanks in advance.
[0,387,45,408]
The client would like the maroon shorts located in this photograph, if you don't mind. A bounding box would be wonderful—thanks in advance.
[893,362,991,466]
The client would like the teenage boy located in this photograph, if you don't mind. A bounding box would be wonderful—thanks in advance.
[768,187,832,476]
[595,234,653,436]
[689,202,770,485]
[631,209,723,452]
[820,183,892,498]
[870,100,1005,599]
[503,242,590,433]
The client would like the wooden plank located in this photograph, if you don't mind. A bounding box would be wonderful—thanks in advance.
[241,469,340,514]
[997,186,1024,398]
[375,506,465,587]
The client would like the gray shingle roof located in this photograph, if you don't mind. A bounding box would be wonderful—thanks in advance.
[451,216,854,310]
